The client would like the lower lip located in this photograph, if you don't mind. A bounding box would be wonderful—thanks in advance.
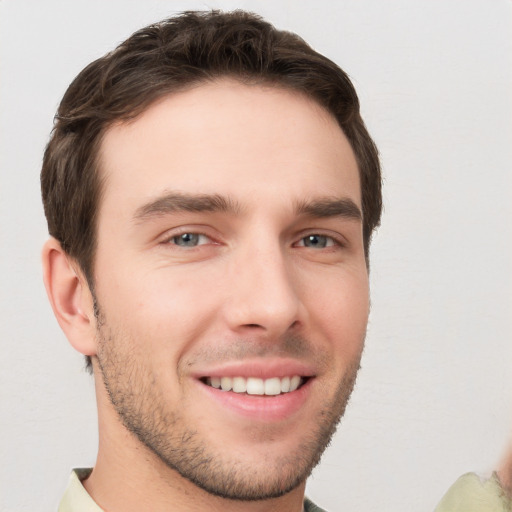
[196,378,313,422]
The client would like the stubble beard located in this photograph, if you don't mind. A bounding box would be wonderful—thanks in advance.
[95,309,363,502]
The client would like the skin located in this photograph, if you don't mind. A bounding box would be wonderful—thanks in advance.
[498,445,512,496]
[43,80,370,512]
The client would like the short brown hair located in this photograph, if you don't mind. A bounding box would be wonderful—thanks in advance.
[41,9,382,288]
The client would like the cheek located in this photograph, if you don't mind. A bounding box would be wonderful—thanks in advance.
[304,270,369,356]
[97,268,223,353]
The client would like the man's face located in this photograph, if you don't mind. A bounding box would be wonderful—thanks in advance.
[92,80,369,500]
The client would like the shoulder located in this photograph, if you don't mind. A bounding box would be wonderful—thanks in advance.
[435,472,511,512]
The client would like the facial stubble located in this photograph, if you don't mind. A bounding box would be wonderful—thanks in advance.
[95,307,363,501]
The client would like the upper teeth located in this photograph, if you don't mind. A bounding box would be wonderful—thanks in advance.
[206,376,303,395]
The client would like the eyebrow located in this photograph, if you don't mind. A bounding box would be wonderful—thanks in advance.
[295,197,362,221]
[134,192,362,223]
[134,192,243,221]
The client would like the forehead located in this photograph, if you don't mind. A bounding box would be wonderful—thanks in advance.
[98,80,360,216]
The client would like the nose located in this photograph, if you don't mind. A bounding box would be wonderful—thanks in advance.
[222,241,303,338]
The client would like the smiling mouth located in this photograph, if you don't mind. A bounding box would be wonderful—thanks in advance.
[201,376,308,396]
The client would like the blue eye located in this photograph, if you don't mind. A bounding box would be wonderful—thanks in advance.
[171,233,207,247]
[300,235,334,248]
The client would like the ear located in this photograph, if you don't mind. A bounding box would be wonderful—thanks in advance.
[42,237,97,357]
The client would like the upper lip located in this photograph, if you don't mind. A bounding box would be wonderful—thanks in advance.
[191,358,316,380]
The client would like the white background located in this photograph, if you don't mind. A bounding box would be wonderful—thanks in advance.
[1,1,511,511]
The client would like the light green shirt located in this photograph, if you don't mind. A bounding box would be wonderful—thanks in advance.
[58,468,326,511]
[435,473,511,512]
[58,469,102,512]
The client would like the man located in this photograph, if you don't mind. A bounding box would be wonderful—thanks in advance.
[41,10,382,511]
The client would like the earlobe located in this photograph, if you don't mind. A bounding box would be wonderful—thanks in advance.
[42,237,97,357]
